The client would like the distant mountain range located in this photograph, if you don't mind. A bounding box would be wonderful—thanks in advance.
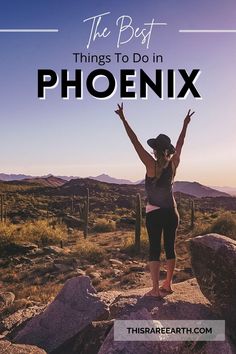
[0,173,74,182]
[0,173,33,181]
[211,186,236,197]
[0,173,141,184]
[88,173,142,184]
[173,181,229,198]
[0,173,233,198]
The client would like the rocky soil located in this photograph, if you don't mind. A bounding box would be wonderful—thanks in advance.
[1,232,235,353]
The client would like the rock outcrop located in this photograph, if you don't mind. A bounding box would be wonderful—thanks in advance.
[189,233,236,332]
[52,320,113,354]
[1,305,46,340]
[98,279,233,354]
[2,232,236,353]
[2,276,235,353]
[12,276,109,353]
[0,339,46,353]
[3,242,39,256]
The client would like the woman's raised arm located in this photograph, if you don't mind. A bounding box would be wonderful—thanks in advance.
[172,109,195,168]
[115,103,154,168]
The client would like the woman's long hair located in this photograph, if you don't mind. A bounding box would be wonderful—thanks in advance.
[153,148,172,179]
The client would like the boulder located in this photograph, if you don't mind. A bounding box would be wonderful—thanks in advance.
[18,256,34,265]
[74,268,86,276]
[88,272,101,280]
[129,264,145,272]
[109,259,123,266]
[3,242,39,256]
[97,289,121,302]
[44,255,53,261]
[0,305,46,339]
[99,309,233,354]
[42,246,65,255]
[7,278,235,354]
[0,339,46,353]
[32,249,44,256]
[98,308,159,354]
[98,279,234,354]
[52,320,113,354]
[99,278,212,320]
[113,269,122,277]
[189,234,236,331]
[53,263,73,272]
[12,276,109,353]
[0,292,15,308]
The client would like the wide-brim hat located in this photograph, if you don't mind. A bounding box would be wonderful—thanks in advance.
[147,134,176,154]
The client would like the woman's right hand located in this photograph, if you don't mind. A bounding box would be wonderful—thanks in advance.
[114,102,154,168]
[115,103,125,121]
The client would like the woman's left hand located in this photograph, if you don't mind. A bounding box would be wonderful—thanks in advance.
[184,109,195,125]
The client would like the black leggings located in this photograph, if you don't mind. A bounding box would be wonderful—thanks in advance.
[145,208,179,261]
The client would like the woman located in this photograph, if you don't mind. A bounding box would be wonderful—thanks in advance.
[115,103,195,298]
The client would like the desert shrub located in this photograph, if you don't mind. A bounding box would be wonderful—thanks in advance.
[92,218,116,233]
[72,240,106,263]
[0,222,19,250]
[0,220,68,251]
[177,204,189,222]
[191,223,209,236]
[210,212,218,219]
[121,228,149,256]
[19,220,68,246]
[116,217,136,229]
[208,212,236,239]
[115,208,130,215]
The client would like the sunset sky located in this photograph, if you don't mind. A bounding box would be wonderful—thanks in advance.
[0,0,236,187]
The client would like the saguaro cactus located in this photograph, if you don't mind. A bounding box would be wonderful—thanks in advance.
[178,192,182,206]
[135,193,142,253]
[0,194,3,222]
[78,188,90,238]
[71,194,75,214]
[4,205,7,223]
[84,188,89,238]
[190,199,195,229]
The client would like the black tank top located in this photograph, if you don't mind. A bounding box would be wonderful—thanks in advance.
[145,160,177,209]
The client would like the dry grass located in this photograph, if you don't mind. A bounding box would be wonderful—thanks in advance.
[1,271,20,283]
[19,220,68,245]
[121,228,149,256]
[0,220,68,251]
[92,218,116,233]
[0,274,63,320]
[0,222,19,247]
[15,283,63,303]
[0,298,31,321]
[191,211,236,240]
[120,273,139,287]
[209,212,236,239]
[1,209,235,321]
[71,239,106,263]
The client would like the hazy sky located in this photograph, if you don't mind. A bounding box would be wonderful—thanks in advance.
[0,0,236,186]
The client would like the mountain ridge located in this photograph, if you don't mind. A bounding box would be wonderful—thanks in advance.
[0,173,233,197]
